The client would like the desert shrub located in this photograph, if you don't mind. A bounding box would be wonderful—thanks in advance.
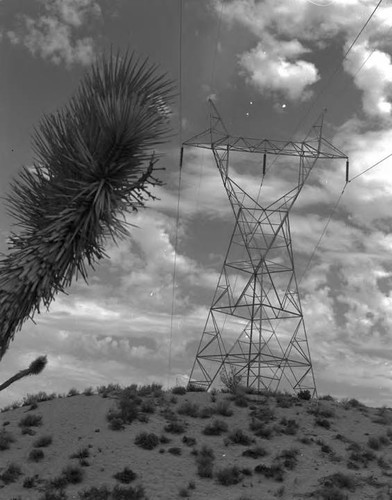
[320,472,356,490]
[368,436,382,450]
[29,448,45,462]
[34,435,53,448]
[202,419,228,436]
[39,490,68,500]
[178,487,190,498]
[164,421,186,434]
[315,418,331,429]
[177,401,199,418]
[313,486,348,500]
[182,435,196,446]
[194,445,215,477]
[160,434,171,444]
[299,436,312,444]
[22,392,57,406]
[60,464,84,484]
[319,395,335,401]
[187,383,206,392]
[82,387,94,396]
[199,406,215,419]
[67,388,80,397]
[275,392,294,408]
[172,386,187,395]
[70,447,90,459]
[233,390,248,407]
[111,484,147,499]
[0,429,15,450]
[340,398,364,410]
[21,427,36,435]
[134,432,159,450]
[1,462,23,483]
[215,400,233,417]
[216,465,242,485]
[279,417,299,435]
[220,367,242,394]
[113,466,137,484]
[140,399,155,414]
[19,414,43,427]
[254,463,284,481]
[117,398,139,423]
[377,455,390,469]
[137,383,163,397]
[298,389,311,400]
[250,406,275,422]
[78,485,111,499]
[249,419,272,439]
[168,447,182,455]
[108,416,125,431]
[276,448,299,470]
[227,428,253,446]
[242,445,267,459]
[347,444,376,469]
[96,383,122,397]
[23,475,38,488]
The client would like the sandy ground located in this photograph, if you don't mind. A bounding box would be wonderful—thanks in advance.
[1,387,392,499]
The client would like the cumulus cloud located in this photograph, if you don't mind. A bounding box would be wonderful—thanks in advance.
[239,38,319,101]
[343,42,392,119]
[7,0,101,66]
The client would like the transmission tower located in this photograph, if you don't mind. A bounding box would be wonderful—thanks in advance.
[182,101,348,396]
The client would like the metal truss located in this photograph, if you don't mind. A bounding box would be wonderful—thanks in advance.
[183,100,348,396]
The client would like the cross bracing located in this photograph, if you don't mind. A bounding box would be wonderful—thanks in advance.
[184,101,348,396]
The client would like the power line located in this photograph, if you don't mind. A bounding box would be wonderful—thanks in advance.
[349,151,392,182]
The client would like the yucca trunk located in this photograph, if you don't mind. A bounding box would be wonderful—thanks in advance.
[0,50,174,361]
[0,355,47,392]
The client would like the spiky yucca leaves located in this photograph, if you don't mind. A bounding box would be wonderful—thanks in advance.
[0,355,47,392]
[0,50,174,360]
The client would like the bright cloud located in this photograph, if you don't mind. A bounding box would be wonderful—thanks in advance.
[7,0,101,66]
[239,38,319,101]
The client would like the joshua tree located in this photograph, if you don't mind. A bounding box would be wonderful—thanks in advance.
[0,355,47,392]
[0,49,174,363]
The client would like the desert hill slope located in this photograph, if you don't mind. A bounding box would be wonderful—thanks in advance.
[1,384,392,499]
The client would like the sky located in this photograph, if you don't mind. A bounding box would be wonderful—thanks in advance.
[1,0,392,407]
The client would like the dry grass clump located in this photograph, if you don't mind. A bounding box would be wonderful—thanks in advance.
[242,445,268,459]
[0,462,23,484]
[113,466,137,484]
[254,463,284,481]
[33,434,53,448]
[202,419,228,436]
[194,444,215,478]
[226,428,254,446]
[29,448,45,462]
[172,386,187,395]
[215,400,233,417]
[177,401,199,418]
[0,428,16,450]
[134,432,159,450]
[215,465,244,485]
[18,414,43,428]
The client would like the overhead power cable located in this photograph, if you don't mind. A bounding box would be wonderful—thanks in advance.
[168,0,184,385]
[349,151,392,182]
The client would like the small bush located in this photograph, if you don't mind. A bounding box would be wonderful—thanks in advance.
[275,392,294,408]
[61,464,84,484]
[160,434,171,444]
[227,428,253,446]
[78,485,111,499]
[178,401,199,418]
[168,447,182,455]
[70,447,90,459]
[233,391,248,407]
[187,383,206,392]
[249,419,272,439]
[0,429,15,450]
[320,472,356,491]
[276,448,299,470]
[117,398,139,423]
[242,446,267,459]
[178,487,190,497]
[34,435,53,448]
[19,414,43,427]
[313,486,347,500]
[220,367,242,393]
[298,389,311,400]
[172,386,187,395]
[67,388,80,397]
[164,421,186,434]
[216,465,242,485]
[315,418,331,429]
[29,448,44,462]
[254,463,284,481]
[182,435,196,446]
[198,406,215,419]
[1,462,23,484]
[137,383,163,397]
[23,475,38,488]
[111,484,147,499]
[113,466,137,484]
[134,432,159,450]
[202,419,228,436]
[83,387,94,396]
[279,417,299,435]
[21,427,36,435]
[215,400,233,417]
[108,416,125,431]
[250,406,275,422]
[140,399,155,414]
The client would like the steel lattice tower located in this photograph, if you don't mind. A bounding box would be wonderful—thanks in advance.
[183,101,348,396]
